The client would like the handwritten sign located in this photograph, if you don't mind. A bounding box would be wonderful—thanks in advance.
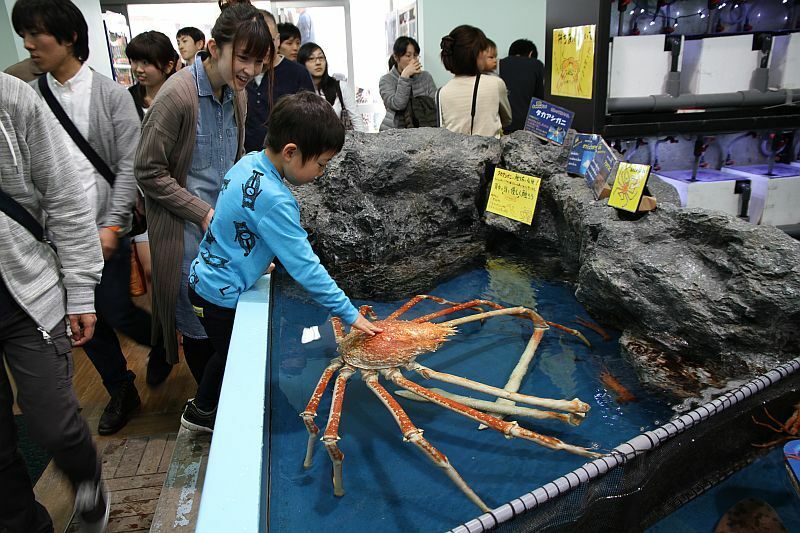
[523,98,575,145]
[552,25,596,99]
[608,162,651,212]
[485,168,541,225]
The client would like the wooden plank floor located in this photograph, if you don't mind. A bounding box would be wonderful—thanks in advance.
[18,295,200,532]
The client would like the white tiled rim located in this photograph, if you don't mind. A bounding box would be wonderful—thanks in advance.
[449,357,800,533]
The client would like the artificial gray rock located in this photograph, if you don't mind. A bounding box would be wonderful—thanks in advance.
[293,128,501,299]
[498,130,800,396]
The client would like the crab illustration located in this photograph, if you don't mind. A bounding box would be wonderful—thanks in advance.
[300,295,600,512]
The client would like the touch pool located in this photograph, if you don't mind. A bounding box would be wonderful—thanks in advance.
[197,256,675,532]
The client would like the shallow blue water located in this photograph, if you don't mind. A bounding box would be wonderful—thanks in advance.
[266,257,672,531]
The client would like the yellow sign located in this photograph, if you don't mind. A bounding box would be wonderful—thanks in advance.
[551,25,596,99]
[608,163,651,212]
[485,168,541,225]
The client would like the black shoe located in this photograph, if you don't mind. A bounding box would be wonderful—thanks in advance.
[181,399,216,433]
[98,381,141,435]
[146,347,173,386]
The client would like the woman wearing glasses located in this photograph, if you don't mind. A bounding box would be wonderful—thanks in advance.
[298,42,365,132]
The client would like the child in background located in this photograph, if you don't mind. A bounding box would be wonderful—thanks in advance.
[479,39,499,75]
[181,92,382,432]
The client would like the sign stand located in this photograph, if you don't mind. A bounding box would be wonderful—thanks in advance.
[599,184,658,213]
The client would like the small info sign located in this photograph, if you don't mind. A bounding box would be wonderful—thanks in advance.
[485,168,541,225]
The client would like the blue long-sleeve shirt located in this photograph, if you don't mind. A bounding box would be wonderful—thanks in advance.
[190,151,359,325]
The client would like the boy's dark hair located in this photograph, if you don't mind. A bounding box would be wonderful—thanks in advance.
[266,91,345,163]
[440,25,489,76]
[485,38,497,51]
[12,0,89,62]
[388,36,420,70]
[127,31,179,74]
[508,39,537,59]
[176,26,206,44]
[278,22,301,43]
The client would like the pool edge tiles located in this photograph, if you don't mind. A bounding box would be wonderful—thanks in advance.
[196,275,271,533]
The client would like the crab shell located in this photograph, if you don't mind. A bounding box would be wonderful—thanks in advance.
[339,320,457,370]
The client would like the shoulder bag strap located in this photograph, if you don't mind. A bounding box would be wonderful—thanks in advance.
[38,75,116,186]
[435,87,443,128]
[470,73,481,135]
[0,188,46,243]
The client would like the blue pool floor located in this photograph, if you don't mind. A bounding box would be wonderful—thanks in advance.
[267,257,673,531]
[648,446,800,532]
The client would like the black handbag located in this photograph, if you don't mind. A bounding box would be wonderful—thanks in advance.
[38,76,146,236]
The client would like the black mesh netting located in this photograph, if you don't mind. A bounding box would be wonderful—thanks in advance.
[486,370,800,533]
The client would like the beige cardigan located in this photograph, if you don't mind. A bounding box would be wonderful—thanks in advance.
[134,68,247,363]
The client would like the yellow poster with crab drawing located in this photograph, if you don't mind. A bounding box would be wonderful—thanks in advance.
[485,168,541,225]
[608,163,651,212]
[551,25,596,99]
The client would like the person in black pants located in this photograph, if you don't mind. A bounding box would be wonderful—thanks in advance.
[0,71,109,533]
[499,38,545,134]
[13,0,157,435]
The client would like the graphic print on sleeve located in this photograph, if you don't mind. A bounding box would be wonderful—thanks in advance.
[242,169,263,210]
[234,220,259,257]
[221,178,231,192]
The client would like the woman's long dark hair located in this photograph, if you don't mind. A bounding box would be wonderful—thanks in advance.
[297,42,339,106]
[126,31,179,115]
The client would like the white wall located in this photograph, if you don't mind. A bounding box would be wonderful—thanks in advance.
[1,0,112,77]
[417,0,546,88]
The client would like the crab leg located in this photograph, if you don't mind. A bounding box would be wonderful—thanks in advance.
[386,294,485,321]
[331,318,345,343]
[476,328,545,429]
[358,305,377,319]
[300,358,344,468]
[394,388,584,426]
[419,300,591,347]
[384,369,599,458]
[409,362,590,414]
[363,372,490,512]
[323,366,355,496]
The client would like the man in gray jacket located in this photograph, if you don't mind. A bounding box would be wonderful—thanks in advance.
[13,0,168,435]
[0,72,108,533]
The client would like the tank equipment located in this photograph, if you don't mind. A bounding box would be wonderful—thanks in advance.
[721,155,800,226]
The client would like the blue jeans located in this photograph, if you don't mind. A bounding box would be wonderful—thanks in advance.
[82,236,150,394]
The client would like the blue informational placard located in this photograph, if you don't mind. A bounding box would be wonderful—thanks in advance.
[566,133,601,177]
[523,98,575,145]
[584,138,618,199]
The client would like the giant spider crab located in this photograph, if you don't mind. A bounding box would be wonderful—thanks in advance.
[300,295,601,511]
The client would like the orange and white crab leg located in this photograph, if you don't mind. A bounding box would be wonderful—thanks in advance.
[478,328,546,429]
[409,362,590,414]
[363,372,491,512]
[385,295,485,321]
[358,305,377,319]
[323,366,355,496]
[331,318,345,343]
[384,369,600,458]
[394,388,584,426]
[300,357,344,468]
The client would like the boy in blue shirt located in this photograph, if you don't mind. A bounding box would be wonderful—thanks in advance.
[182,92,381,432]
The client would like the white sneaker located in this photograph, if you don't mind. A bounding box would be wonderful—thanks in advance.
[74,480,110,533]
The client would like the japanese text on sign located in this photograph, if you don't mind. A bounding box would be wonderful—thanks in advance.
[485,168,541,225]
